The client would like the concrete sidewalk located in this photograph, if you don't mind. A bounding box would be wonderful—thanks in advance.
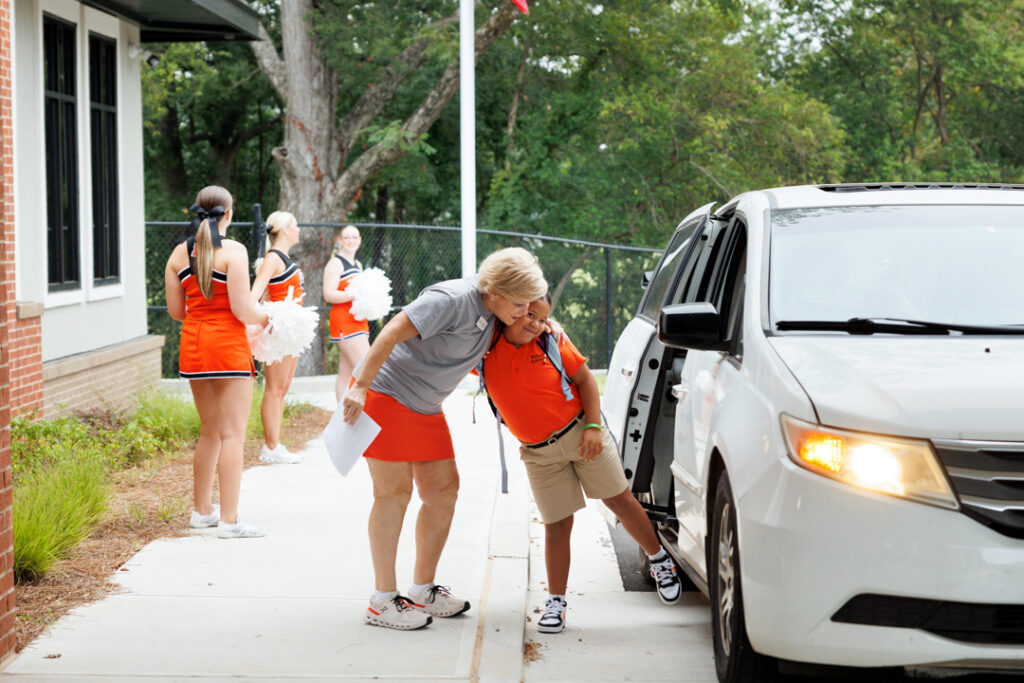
[4,377,535,681]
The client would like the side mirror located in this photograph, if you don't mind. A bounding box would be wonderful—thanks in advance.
[658,302,728,351]
[641,270,654,288]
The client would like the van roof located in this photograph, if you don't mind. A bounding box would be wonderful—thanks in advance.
[762,183,1024,210]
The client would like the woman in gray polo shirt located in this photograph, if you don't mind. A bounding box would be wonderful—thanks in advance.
[342,247,547,631]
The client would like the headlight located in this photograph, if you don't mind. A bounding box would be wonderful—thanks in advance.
[781,414,958,510]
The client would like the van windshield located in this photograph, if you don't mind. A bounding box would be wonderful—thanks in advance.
[769,205,1024,329]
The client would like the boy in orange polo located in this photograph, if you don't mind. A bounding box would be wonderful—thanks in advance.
[480,294,682,634]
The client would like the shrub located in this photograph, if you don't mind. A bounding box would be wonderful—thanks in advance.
[13,459,109,582]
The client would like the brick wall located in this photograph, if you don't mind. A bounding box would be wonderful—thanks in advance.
[0,0,17,664]
[42,335,164,417]
[9,305,41,419]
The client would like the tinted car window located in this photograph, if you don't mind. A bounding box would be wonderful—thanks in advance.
[638,220,699,320]
[770,205,1024,327]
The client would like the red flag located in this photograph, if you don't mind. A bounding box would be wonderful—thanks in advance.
[509,0,528,13]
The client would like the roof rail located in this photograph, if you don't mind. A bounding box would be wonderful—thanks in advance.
[820,183,1024,193]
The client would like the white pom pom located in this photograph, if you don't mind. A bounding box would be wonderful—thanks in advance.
[347,267,393,321]
[248,292,320,364]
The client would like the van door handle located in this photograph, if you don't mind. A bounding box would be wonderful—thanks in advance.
[671,383,687,400]
[621,368,633,377]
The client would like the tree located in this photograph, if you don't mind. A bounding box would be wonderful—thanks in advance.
[776,0,1024,181]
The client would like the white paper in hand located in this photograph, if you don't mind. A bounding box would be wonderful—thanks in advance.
[321,398,381,476]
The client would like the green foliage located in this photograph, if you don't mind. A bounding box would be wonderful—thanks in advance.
[11,392,201,581]
[13,460,109,582]
[775,0,1024,182]
[480,0,848,249]
[133,391,202,450]
[141,39,282,219]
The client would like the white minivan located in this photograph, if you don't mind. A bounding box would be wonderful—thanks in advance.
[603,184,1024,681]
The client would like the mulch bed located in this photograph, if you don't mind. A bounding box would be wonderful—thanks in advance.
[13,407,332,652]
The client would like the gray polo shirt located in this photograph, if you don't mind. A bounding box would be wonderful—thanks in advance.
[370,277,497,414]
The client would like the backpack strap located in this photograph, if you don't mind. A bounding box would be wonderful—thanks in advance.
[536,332,575,402]
[472,321,509,493]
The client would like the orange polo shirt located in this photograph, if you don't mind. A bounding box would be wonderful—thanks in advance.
[482,334,587,444]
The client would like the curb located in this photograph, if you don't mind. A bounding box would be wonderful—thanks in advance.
[474,463,531,681]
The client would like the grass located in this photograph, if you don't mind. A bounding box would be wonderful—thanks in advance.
[13,460,109,582]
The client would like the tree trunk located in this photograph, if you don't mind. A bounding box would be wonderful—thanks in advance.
[157,104,189,198]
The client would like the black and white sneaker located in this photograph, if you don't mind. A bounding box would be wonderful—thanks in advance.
[537,596,566,633]
[650,554,682,605]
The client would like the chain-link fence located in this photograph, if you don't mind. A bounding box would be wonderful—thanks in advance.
[146,208,662,378]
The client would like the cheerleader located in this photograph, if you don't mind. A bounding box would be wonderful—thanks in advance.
[323,225,370,400]
[164,185,268,539]
[250,211,303,465]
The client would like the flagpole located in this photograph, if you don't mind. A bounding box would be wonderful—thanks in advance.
[459,0,476,278]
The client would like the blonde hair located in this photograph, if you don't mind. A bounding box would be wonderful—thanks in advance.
[478,247,547,303]
[193,185,233,299]
[255,210,296,271]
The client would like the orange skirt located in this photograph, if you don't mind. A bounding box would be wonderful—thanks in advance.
[179,315,255,380]
[330,302,370,342]
[363,389,455,462]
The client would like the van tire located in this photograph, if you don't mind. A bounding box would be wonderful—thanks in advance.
[710,472,778,683]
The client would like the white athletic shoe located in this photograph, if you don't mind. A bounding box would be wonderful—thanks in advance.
[189,505,220,529]
[407,584,470,618]
[216,519,266,539]
[259,443,300,464]
[364,594,432,630]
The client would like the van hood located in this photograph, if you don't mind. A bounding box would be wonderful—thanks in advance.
[767,337,1024,441]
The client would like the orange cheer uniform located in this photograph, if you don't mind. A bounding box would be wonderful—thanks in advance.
[481,334,587,444]
[264,248,304,302]
[177,238,255,380]
[329,255,370,342]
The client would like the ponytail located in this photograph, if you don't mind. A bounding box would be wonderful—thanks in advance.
[195,218,215,299]
[189,185,234,300]
[254,210,295,272]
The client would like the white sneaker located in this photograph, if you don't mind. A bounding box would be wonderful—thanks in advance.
[217,519,266,539]
[407,584,470,618]
[259,443,300,464]
[189,505,220,529]
[364,593,432,630]
[650,553,682,605]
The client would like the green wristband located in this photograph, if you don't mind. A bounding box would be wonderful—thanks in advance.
[583,423,603,431]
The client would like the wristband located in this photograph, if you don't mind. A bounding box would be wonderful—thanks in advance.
[583,423,603,431]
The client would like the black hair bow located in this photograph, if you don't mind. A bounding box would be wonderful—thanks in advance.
[188,203,227,247]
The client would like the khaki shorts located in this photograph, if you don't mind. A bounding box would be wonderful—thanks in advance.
[519,420,628,524]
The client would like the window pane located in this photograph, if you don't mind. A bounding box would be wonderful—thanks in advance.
[44,16,79,290]
[90,34,119,284]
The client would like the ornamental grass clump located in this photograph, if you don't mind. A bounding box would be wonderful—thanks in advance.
[13,458,109,582]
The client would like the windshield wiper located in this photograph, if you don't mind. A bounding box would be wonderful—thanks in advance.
[775,317,1024,335]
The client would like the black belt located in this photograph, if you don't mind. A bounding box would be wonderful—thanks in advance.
[524,411,585,449]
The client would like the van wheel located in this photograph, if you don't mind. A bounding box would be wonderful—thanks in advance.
[710,472,777,683]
